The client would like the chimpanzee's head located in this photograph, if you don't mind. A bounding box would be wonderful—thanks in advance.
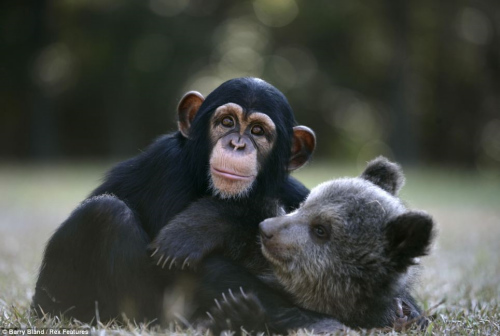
[177,77,315,199]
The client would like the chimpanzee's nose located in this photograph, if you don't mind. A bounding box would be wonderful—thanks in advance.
[230,138,246,151]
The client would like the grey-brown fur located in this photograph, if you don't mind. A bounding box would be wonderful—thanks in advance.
[259,156,436,328]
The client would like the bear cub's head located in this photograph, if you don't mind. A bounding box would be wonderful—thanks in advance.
[260,156,436,328]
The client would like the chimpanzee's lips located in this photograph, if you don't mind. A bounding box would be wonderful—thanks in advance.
[211,167,254,181]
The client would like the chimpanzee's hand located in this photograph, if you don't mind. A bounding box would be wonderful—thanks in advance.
[148,198,228,271]
[149,223,213,270]
[207,288,268,334]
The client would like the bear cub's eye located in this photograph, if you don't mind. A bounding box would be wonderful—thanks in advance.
[313,225,327,238]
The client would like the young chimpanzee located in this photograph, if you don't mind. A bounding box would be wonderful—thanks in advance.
[32,78,338,327]
[152,157,434,333]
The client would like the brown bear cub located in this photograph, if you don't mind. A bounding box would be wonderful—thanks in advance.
[254,156,436,329]
[151,157,436,332]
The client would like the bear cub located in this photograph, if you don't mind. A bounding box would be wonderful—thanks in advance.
[246,156,436,329]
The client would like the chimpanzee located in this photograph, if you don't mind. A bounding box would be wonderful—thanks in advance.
[32,77,338,328]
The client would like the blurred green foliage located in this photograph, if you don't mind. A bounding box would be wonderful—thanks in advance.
[1,0,500,175]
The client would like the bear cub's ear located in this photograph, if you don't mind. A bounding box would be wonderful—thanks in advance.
[384,210,436,272]
[361,156,405,195]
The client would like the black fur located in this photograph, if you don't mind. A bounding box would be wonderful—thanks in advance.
[32,78,312,323]
[149,197,278,271]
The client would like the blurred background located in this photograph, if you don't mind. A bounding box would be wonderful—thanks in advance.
[1,0,500,174]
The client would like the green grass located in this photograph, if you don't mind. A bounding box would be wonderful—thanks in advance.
[1,161,499,335]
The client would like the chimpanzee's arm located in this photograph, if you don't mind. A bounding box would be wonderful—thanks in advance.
[149,198,239,270]
[149,197,269,270]
[280,176,310,212]
[197,254,345,334]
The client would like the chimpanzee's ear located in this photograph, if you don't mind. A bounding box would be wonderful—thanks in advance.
[288,126,316,171]
[385,211,436,272]
[360,156,405,195]
[177,91,205,138]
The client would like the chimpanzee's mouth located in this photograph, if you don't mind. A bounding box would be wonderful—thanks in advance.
[211,167,254,181]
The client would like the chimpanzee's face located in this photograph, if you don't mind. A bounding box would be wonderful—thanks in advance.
[207,103,277,198]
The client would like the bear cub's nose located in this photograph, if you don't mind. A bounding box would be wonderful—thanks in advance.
[259,219,274,240]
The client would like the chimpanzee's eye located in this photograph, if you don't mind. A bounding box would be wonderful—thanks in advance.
[314,225,327,238]
[251,125,265,136]
[221,117,234,128]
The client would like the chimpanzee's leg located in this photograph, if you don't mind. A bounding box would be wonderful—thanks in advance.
[33,195,165,323]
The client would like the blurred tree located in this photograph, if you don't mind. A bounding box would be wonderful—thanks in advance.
[384,0,418,164]
[30,0,59,159]
[0,0,499,173]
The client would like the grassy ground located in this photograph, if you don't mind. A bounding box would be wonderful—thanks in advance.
[0,161,499,335]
